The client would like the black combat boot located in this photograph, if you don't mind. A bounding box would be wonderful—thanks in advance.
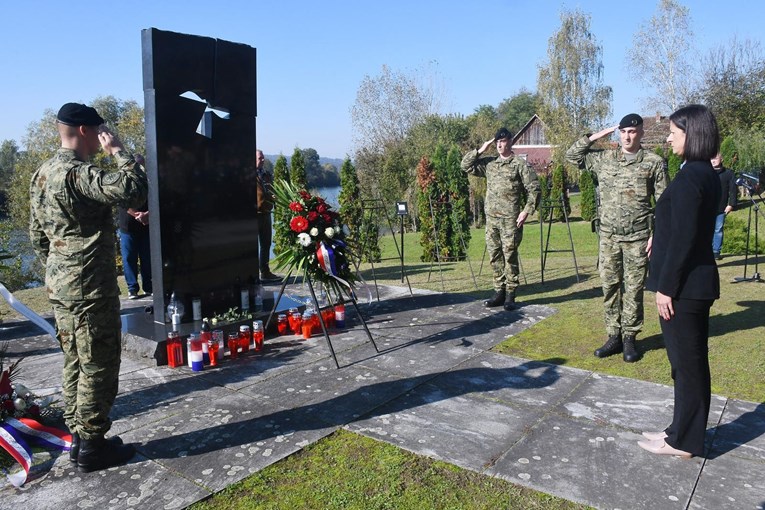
[77,435,135,473]
[594,334,622,358]
[503,291,518,311]
[69,432,124,462]
[484,287,506,307]
[622,334,640,362]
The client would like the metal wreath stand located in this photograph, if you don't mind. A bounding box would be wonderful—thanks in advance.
[263,269,379,369]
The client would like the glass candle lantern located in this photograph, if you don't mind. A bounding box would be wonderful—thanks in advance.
[212,330,225,362]
[252,320,264,351]
[239,325,251,353]
[207,338,219,366]
[334,303,346,328]
[277,313,289,335]
[290,311,302,335]
[166,331,183,368]
[188,333,204,372]
[228,333,240,359]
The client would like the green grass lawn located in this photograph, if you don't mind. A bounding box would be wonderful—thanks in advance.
[364,212,764,403]
[3,204,761,510]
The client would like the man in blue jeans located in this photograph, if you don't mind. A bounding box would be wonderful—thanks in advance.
[711,152,737,260]
[118,202,152,298]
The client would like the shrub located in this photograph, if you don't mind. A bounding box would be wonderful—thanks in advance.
[578,170,597,222]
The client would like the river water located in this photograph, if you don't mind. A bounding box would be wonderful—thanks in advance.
[1,186,342,281]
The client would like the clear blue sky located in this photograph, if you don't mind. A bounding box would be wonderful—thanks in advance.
[2,1,762,159]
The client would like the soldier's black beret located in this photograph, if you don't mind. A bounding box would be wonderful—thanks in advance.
[494,127,513,140]
[56,103,104,126]
[618,113,643,129]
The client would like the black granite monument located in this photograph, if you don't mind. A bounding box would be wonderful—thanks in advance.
[142,28,259,333]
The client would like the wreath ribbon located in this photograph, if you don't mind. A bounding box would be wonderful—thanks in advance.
[0,418,71,487]
[315,241,352,289]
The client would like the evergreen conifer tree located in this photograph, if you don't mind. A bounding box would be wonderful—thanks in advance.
[272,155,290,256]
[720,136,736,173]
[538,174,551,222]
[445,145,471,259]
[430,144,451,260]
[415,156,438,262]
[551,164,570,222]
[578,170,597,221]
[290,148,308,190]
[338,158,379,263]
[667,150,682,180]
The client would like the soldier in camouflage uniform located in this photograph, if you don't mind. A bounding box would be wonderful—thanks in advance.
[462,128,541,310]
[565,114,668,362]
[29,103,148,472]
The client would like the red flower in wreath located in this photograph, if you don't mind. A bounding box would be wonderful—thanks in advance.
[299,191,312,200]
[316,203,328,214]
[290,216,309,233]
[322,213,332,223]
[307,211,319,222]
[289,202,304,212]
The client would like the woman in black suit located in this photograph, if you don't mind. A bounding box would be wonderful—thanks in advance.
[639,105,722,458]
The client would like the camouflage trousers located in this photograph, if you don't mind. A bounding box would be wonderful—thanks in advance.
[486,216,523,293]
[598,236,649,336]
[51,296,122,440]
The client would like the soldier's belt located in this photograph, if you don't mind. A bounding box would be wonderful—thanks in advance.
[599,219,650,235]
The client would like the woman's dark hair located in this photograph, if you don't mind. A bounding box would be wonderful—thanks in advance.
[669,104,720,161]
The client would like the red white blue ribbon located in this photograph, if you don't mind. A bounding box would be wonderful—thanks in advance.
[316,241,339,277]
[315,241,353,288]
[0,418,72,487]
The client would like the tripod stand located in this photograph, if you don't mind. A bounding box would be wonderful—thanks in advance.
[539,193,580,283]
[732,185,764,283]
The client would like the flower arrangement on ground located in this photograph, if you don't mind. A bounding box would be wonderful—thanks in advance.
[0,345,67,487]
[271,179,356,298]
[0,357,44,422]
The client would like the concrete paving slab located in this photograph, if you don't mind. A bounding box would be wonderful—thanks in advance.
[185,339,324,391]
[433,352,590,410]
[238,358,418,425]
[0,452,210,509]
[340,333,484,378]
[110,366,234,436]
[558,372,728,437]
[0,329,58,356]
[708,399,765,462]
[348,382,544,472]
[488,413,704,510]
[122,392,337,493]
[689,452,765,509]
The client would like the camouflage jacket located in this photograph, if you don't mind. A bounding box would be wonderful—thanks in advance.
[29,148,148,301]
[461,150,541,220]
[565,135,668,241]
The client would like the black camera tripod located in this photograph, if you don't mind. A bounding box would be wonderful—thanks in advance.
[732,183,764,283]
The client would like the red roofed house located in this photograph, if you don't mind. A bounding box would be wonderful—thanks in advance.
[512,114,553,174]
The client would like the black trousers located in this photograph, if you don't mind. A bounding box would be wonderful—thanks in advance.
[660,297,714,457]
[256,212,273,273]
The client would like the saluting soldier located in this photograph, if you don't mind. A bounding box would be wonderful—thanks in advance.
[566,113,668,362]
[30,103,148,472]
[462,127,541,311]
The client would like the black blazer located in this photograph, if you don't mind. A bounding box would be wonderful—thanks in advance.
[646,160,721,300]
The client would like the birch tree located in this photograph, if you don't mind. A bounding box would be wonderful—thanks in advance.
[627,0,696,113]
[537,8,612,164]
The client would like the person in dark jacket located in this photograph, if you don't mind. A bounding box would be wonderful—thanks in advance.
[118,202,152,299]
[639,105,722,458]
[710,152,737,260]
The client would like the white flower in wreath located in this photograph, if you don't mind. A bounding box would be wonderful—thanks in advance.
[325,227,335,238]
[334,225,341,234]
[297,233,312,247]
[310,227,319,237]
